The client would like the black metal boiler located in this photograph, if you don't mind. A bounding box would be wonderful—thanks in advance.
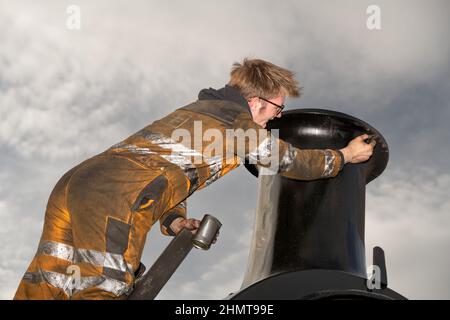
[230,109,406,300]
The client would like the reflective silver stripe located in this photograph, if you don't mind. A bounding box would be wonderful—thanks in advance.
[112,142,201,193]
[322,149,336,177]
[117,132,227,192]
[138,131,203,159]
[39,240,74,261]
[111,142,155,155]
[75,249,130,273]
[97,277,132,297]
[279,143,297,173]
[38,241,131,274]
[137,131,175,145]
[23,270,132,297]
[23,270,99,297]
[248,137,272,164]
[160,154,197,170]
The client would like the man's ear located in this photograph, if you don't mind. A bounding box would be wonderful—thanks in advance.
[248,97,260,111]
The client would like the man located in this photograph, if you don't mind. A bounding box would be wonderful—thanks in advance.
[15,58,375,299]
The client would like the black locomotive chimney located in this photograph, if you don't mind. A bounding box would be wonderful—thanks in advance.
[231,109,405,300]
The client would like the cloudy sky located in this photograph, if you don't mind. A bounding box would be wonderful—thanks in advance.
[0,0,449,300]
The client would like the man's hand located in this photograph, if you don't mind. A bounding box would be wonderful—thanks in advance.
[169,217,201,235]
[169,217,220,244]
[340,134,376,164]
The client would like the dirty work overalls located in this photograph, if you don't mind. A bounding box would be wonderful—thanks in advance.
[14,97,343,299]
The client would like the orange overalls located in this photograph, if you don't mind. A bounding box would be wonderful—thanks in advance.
[14,91,344,299]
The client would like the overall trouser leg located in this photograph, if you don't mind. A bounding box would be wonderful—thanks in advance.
[15,156,173,299]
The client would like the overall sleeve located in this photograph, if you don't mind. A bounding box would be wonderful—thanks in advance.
[232,113,345,180]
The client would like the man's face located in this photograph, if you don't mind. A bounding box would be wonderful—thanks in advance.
[248,95,285,128]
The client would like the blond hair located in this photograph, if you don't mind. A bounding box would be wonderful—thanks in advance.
[228,58,301,99]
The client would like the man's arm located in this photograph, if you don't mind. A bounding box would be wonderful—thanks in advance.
[278,134,376,180]
[233,113,376,180]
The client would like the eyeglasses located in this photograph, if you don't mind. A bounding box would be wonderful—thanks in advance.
[259,97,285,115]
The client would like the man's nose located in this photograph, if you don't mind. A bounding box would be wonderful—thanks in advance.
[276,112,282,118]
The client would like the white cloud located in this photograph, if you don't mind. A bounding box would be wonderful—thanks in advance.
[1,0,449,300]
[0,13,163,160]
